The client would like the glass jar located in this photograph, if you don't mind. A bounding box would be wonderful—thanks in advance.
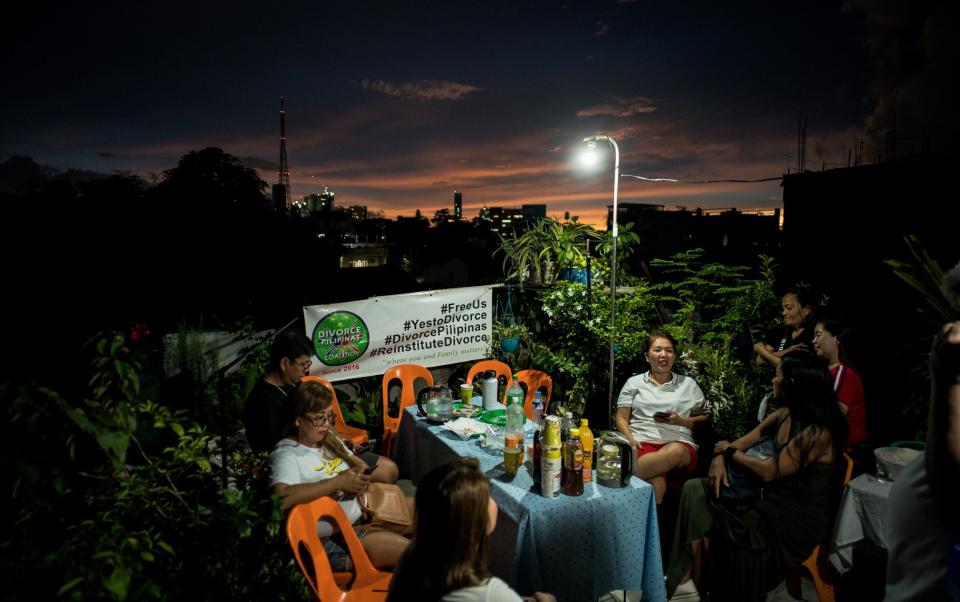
[597,444,622,487]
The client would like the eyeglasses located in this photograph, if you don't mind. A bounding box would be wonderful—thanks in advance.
[302,412,336,427]
[291,358,313,371]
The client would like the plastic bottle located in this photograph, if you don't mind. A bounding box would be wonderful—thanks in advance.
[503,375,525,451]
[532,391,545,483]
[506,375,524,409]
[560,411,575,443]
[532,391,545,427]
[561,427,584,496]
[579,418,594,483]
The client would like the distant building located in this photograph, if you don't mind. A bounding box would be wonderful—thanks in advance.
[607,202,780,266]
[271,183,289,211]
[303,186,335,213]
[478,206,526,233]
[348,205,367,221]
[339,245,387,268]
[522,204,546,219]
[454,191,463,219]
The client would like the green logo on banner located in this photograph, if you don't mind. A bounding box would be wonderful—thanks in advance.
[312,311,370,366]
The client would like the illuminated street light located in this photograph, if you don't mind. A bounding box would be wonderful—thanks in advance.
[581,134,620,426]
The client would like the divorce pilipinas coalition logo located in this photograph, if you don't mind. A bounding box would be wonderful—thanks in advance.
[312,311,370,366]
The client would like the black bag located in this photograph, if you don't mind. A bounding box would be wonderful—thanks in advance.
[718,436,776,513]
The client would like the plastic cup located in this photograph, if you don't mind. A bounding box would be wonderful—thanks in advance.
[460,384,473,405]
[503,447,523,478]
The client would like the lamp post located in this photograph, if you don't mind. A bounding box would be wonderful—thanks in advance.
[582,134,620,427]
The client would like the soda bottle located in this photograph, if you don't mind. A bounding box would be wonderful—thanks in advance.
[506,374,524,408]
[504,375,525,451]
[561,427,584,496]
[579,418,594,483]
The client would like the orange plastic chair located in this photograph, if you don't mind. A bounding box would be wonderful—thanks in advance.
[286,496,392,601]
[515,369,553,419]
[785,453,854,602]
[380,364,433,457]
[301,376,369,448]
[465,360,512,405]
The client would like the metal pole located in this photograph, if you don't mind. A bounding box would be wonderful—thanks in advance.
[606,137,620,429]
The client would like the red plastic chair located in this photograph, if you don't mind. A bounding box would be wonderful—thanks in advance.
[301,376,369,448]
[465,360,512,405]
[286,496,392,601]
[785,453,854,602]
[380,364,433,457]
[515,369,553,419]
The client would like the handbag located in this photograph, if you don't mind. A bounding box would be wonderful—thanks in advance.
[356,483,413,535]
[718,436,776,513]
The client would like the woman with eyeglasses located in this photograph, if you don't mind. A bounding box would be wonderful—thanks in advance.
[270,380,411,570]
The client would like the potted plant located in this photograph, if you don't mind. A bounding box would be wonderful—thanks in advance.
[493,321,529,353]
[541,218,602,283]
[496,219,551,285]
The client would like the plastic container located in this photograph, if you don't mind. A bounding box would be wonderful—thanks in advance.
[579,418,594,483]
[874,446,921,481]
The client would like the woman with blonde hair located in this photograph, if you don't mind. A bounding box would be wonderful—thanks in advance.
[387,457,554,602]
[270,380,410,570]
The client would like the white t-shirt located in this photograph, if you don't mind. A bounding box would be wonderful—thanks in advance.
[616,371,706,447]
[441,577,524,602]
[269,438,362,536]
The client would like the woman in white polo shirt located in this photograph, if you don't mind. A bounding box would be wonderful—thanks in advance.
[616,330,708,505]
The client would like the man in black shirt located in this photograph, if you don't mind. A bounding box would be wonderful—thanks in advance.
[243,330,314,452]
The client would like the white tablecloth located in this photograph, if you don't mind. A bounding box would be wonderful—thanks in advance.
[830,473,892,574]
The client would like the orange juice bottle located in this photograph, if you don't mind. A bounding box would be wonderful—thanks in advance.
[579,418,594,482]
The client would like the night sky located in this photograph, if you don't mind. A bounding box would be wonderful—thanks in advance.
[3,1,953,227]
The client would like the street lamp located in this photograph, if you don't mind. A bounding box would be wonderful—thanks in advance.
[582,134,620,427]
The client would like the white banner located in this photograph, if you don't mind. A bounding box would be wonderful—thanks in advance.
[303,285,493,381]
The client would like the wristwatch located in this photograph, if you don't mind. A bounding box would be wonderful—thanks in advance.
[723,445,738,460]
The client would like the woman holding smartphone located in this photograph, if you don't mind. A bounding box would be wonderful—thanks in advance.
[270,380,411,570]
[615,330,709,505]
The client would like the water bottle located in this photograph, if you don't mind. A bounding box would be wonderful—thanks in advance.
[532,391,545,426]
[482,370,500,410]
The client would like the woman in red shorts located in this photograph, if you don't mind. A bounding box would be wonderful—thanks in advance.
[615,330,709,505]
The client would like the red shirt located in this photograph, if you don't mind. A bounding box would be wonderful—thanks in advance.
[832,364,866,446]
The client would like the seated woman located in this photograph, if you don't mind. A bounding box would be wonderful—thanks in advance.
[812,313,867,448]
[270,380,410,571]
[666,354,847,602]
[753,288,817,368]
[387,457,555,602]
[615,330,709,505]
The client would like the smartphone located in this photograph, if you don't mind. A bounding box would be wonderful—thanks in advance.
[653,411,670,420]
[363,465,377,475]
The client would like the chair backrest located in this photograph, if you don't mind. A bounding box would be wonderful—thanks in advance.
[465,360,512,405]
[300,376,369,446]
[514,369,553,419]
[842,453,854,486]
[286,497,392,601]
[380,364,433,437]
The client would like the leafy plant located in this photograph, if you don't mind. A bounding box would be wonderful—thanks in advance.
[496,218,551,284]
[542,217,602,271]
[885,234,957,326]
[2,331,309,600]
